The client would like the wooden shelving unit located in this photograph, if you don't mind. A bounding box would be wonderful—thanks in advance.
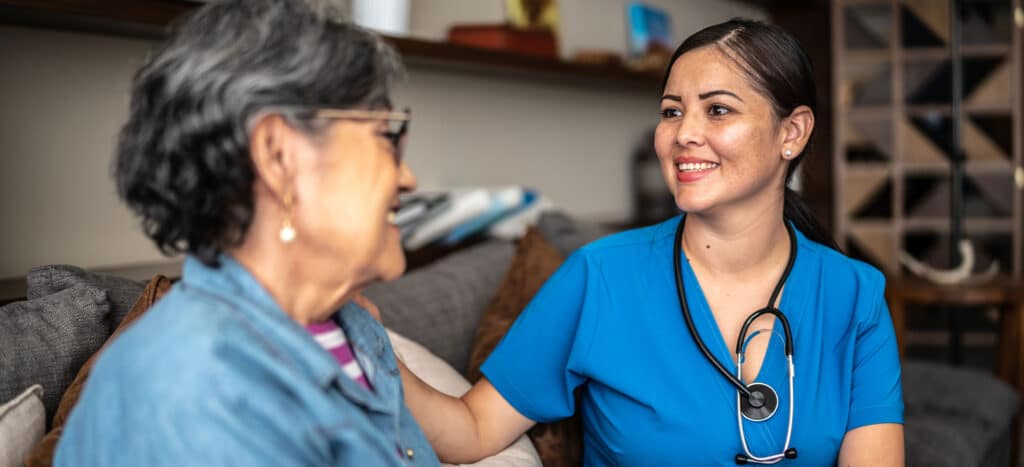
[0,0,663,89]
[833,0,1023,277]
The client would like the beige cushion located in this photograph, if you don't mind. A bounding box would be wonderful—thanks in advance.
[386,330,541,467]
[0,385,45,467]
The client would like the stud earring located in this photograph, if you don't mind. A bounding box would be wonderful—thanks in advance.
[784,149,793,157]
[279,192,296,243]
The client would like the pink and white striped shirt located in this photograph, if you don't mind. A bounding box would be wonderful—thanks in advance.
[306,320,373,391]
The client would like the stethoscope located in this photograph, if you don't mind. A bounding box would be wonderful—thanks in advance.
[672,215,799,465]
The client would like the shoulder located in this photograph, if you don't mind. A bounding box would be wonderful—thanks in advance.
[574,216,677,264]
[87,285,278,405]
[800,235,886,293]
[796,232,888,324]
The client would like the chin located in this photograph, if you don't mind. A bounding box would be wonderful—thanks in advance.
[375,252,407,282]
[673,191,715,215]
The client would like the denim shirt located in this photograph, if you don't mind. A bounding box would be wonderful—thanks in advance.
[56,255,439,467]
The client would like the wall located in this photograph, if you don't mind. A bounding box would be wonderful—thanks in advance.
[0,0,765,278]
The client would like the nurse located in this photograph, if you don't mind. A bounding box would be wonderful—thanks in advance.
[396,18,904,465]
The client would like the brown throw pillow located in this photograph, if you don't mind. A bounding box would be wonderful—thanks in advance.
[465,227,584,467]
[25,275,173,467]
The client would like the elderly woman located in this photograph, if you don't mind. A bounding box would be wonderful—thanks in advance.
[55,0,436,465]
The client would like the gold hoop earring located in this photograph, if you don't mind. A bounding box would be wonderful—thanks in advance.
[279,192,296,243]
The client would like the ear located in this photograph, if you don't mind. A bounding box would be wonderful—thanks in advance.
[780,105,814,161]
[249,113,301,204]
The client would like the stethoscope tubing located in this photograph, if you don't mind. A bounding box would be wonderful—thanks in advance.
[672,215,797,392]
[672,215,799,464]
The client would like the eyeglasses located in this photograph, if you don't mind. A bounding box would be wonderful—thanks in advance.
[312,107,411,165]
[261,106,411,165]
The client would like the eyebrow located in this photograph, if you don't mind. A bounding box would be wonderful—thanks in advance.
[660,90,744,102]
[699,90,743,101]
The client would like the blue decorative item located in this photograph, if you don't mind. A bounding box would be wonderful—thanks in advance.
[626,2,673,58]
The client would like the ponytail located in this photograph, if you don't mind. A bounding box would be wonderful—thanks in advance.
[784,187,840,252]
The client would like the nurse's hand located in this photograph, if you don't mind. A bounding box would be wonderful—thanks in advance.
[352,293,382,322]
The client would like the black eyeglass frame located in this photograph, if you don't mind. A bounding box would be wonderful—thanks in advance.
[262,106,411,165]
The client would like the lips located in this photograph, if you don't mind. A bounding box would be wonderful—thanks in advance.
[674,157,719,183]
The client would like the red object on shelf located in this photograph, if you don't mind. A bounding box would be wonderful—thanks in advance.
[447,24,557,59]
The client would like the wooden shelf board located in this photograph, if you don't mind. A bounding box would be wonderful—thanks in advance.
[387,36,661,87]
[847,106,892,118]
[845,162,892,174]
[903,44,1011,60]
[0,0,661,88]
[902,161,1013,174]
[841,0,891,6]
[846,220,894,231]
[847,218,1016,234]
[903,104,1013,116]
[902,218,1014,233]
[844,49,889,61]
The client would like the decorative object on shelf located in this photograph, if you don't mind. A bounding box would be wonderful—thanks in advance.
[624,2,673,73]
[505,0,560,33]
[447,0,560,59]
[447,24,558,58]
[900,239,1000,284]
[351,0,410,36]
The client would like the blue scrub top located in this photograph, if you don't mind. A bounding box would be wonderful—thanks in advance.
[481,215,903,466]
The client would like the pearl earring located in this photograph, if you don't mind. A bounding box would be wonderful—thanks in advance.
[279,192,296,243]
[784,149,793,157]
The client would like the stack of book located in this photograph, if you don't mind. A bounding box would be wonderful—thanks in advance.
[396,186,551,250]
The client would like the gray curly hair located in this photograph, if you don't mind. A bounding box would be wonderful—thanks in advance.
[114,0,403,266]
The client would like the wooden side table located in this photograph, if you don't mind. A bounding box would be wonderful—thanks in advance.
[886,277,1024,465]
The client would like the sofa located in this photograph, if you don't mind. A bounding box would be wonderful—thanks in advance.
[0,211,1019,466]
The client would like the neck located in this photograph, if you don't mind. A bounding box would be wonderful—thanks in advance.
[681,195,790,281]
[231,226,360,327]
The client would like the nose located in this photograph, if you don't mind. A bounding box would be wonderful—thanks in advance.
[398,159,417,194]
[674,110,705,148]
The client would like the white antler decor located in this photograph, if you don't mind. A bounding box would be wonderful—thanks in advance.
[899,239,999,285]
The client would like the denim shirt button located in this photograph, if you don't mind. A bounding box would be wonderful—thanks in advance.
[405,448,414,459]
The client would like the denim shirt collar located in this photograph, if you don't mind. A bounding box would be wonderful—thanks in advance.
[180,254,402,416]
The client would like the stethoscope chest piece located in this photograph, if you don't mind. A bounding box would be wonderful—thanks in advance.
[740,382,778,422]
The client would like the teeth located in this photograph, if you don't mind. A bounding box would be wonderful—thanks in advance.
[677,162,719,172]
[387,211,396,224]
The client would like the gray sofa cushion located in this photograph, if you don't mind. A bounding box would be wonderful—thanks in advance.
[535,211,607,257]
[902,359,1019,467]
[904,414,976,467]
[365,240,515,372]
[27,265,146,333]
[0,286,111,423]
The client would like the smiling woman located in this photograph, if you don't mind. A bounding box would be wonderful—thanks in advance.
[392,18,906,467]
[54,0,441,465]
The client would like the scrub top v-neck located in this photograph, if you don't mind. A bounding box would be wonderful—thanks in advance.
[481,215,903,466]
